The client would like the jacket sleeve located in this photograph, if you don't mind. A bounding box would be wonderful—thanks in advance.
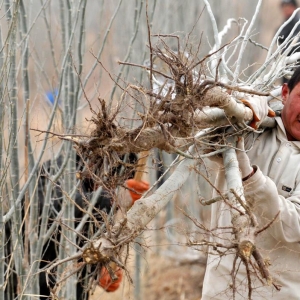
[243,165,300,243]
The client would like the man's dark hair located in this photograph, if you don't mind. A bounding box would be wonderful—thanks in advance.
[287,66,300,91]
[281,0,298,7]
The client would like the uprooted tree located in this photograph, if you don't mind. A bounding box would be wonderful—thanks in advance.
[53,1,300,297]
[2,0,299,299]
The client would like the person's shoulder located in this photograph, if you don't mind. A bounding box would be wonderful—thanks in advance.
[244,125,276,149]
[291,12,300,25]
[244,131,261,149]
[278,13,300,30]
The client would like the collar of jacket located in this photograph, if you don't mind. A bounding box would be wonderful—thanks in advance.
[275,116,300,149]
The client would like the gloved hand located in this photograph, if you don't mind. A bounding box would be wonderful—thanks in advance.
[126,179,150,203]
[99,266,123,292]
[241,96,275,129]
[236,137,255,180]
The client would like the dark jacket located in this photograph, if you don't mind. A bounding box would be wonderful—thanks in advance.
[278,12,300,56]
[4,153,137,300]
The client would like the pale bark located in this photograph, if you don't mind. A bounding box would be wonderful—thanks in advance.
[222,139,256,260]
[127,153,196,232]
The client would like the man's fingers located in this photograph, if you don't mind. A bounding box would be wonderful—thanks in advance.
[268,108,276,118]
[236,137,245,151]
[241,99,260,129]
[241,98,275,129]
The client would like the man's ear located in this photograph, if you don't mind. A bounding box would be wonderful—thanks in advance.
[281,83,289,104]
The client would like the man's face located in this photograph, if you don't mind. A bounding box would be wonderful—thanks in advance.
[281,4,296,19]
[281,82,300,140]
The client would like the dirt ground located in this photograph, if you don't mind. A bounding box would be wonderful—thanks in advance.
[90,252,204,300]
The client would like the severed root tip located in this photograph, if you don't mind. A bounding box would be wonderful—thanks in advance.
[106,262,119,282]
[272,282,282,291]
[82,246,110,264]
[252,248,275,287]
[82,238,115,264]
[238,240,255,261]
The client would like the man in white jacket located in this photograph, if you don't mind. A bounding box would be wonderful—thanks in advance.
[201,67,300,299]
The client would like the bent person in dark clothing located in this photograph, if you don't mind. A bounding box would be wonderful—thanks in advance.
[4,152,148,299]
[278,0,300,83]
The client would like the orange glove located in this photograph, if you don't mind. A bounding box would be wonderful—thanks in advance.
[126,179,150,203]
[99,266,123,292]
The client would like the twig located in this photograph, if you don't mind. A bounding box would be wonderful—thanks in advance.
[146,0,153,91]
[197,79,270,96]
[118,60,174,81]
[255,211,280,236]
[230,188,258,227]
[252,249,272,286]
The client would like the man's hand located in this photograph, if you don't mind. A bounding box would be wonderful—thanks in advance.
[99,265,123,292]
[126,179,150,203]
[236,137,255,181]
[241,96,275,129]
